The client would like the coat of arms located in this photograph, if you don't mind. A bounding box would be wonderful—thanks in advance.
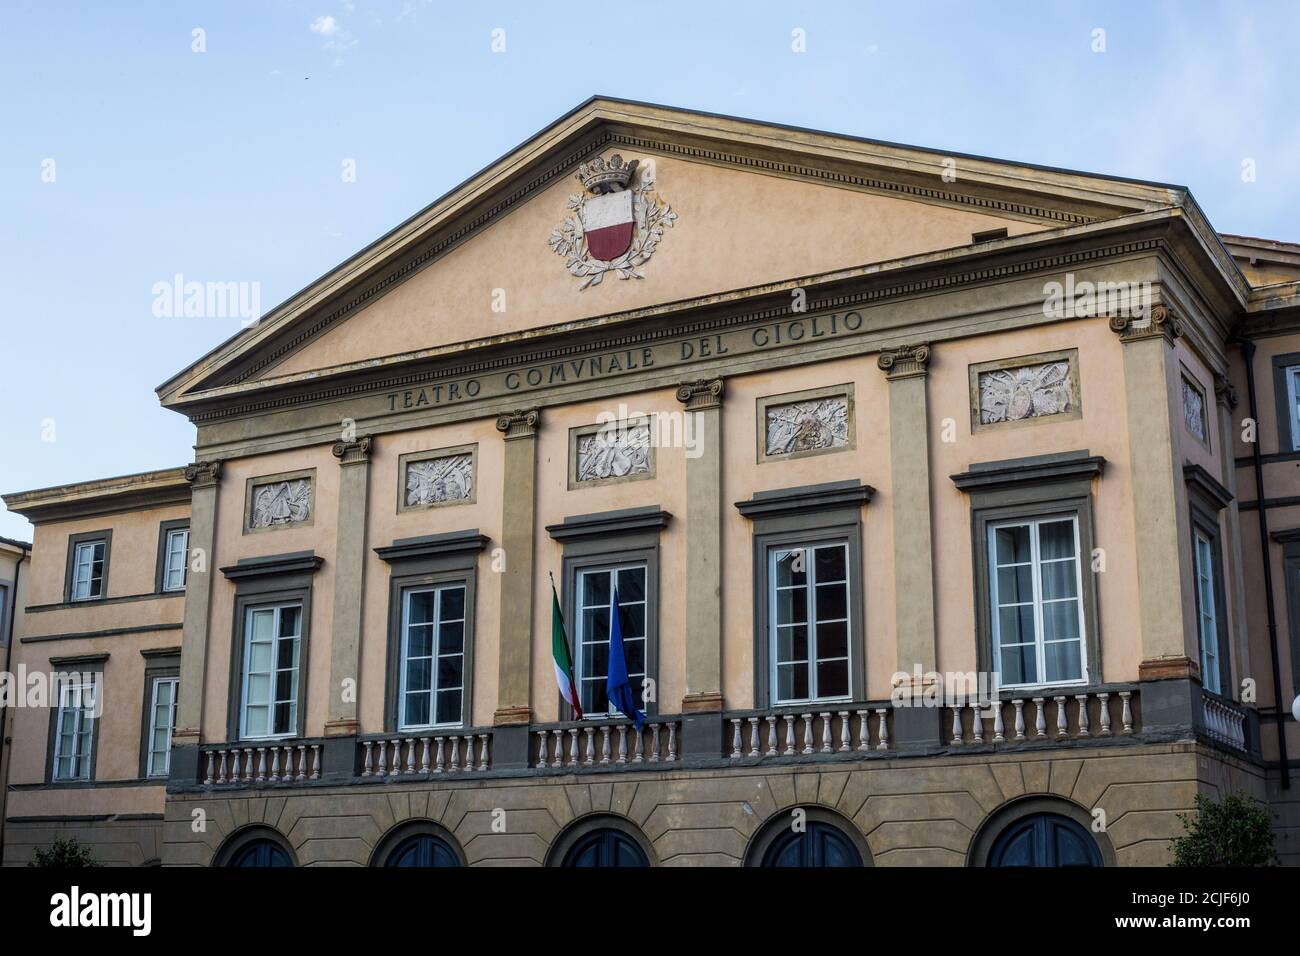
[547,154,677,289]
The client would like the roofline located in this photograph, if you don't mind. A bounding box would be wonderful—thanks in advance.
[3,466,191,524]
[155,94,1195,401]
[0,535,31,553]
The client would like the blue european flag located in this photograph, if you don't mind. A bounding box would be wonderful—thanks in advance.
[606,586,645,729]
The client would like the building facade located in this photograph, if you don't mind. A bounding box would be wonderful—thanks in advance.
[3,98,1299,867]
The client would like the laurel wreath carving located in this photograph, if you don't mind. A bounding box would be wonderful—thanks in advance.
[547,169,677,289]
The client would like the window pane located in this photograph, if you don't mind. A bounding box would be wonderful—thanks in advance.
[814,545,846,583]
[437,656,463,689]
[1000,643,1037,685]
[278,606,301,638]
[1042,600,1081,642]
[775,587,807,626]
[817,620,848,660]
[583,571,610,608]
[775,624,808,664]
[1044,640,1083,683]
[439,586,465,621]
[406,658,431,693]
[408,590,436,625]
[997,565,1034,604]
[1040,560,1078,601]
[436,690,462,725]
[774,550,807,588]
[1038,520,1077,561]
[994,525,1031,565]
[618,603,646,639]
[437,621,463,656]
[246,674,271,707]
[815,583,847,621]
[776,662,809,702]
[273,701,292,734]
[581,607,610,644]
[276,636,298,669]
[624,637,646,674]
[404,693,430,727]
[244,705,268,735]
[617,567,645,603]
[583,682,608,715]
[997,605,1035,644]
[250,609,275,642]
[816,659,849,698]
[407,624,433,659]
[583,642,609,681]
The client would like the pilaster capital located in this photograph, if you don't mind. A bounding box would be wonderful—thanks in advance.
[877,343,931,380]
[1109,304,1182,344]
[675,378,725,410]
[1213,373,1238,410]
[496,408,540,440]
[331,435,373,464]
[183,460,223,488]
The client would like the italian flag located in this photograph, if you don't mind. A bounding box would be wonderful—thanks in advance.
[550,576,583,719]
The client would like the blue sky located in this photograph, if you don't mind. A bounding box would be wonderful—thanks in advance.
[2,0,1297,540]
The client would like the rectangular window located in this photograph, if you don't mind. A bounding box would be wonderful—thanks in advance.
[399,584,466,729]
[576,564,647,716]
[146,677,178,776]
[239,603,302,739]
[53,681,97,780]
[1286,366,1300,452]
[162,528,189,591]
[1194,532,1222,694]
[769,542,850,704]
[988,515,1087,689]
[71,540,105,601]
[0,583,9,645]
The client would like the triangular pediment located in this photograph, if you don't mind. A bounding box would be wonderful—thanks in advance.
[158,96,1188,410]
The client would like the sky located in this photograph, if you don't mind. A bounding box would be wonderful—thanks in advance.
[1,0,1297,541]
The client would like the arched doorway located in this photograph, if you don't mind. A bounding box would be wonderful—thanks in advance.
[546,815,655,867]
[745,807,871,867]
[988,812,1103,867]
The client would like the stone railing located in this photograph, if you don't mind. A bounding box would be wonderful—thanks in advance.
[532,717,679,769]
[1200,693,1248,752]
[202,740,323,786]
[943,687,1137,747]
[726,705,891,760]
[360,730,492,776]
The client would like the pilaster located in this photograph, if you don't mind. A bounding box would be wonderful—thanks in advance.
[174,460,221,748]
[494,409,540,726]
[324,436,372,737]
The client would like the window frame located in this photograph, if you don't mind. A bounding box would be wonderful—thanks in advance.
[956,453,1105,695]
[397,581,470,732]
[155,519,190,593]
[740,482,870,710]
[238,601,304,741]
[0,580,10,647]
[572,561,650,718]
[139,649,180,779]
[986,513,1089,692]
[766,540,854,707]
[45,656,105,784]
[1270,352,1300,454]
[1184,465,1233,699]
[63,530,112,603]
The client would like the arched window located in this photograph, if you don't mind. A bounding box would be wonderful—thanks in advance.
[988,812,1102,867]
[746,807,870,867]
[561,828,649,867]
[214,826,296,868]
[370,821,465,868]
[547,815,654,868]
[384,833,461,868]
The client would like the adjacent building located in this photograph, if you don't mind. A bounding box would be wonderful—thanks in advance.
[3,98,1299,866]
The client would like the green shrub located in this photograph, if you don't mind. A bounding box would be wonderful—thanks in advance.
[28,837,102,868]
[1170,792,1279,867]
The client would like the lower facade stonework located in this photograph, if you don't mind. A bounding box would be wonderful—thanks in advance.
[3,815,165,867]
[158,742,1293,866]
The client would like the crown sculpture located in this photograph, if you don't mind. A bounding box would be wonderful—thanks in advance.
[576,153,639,194]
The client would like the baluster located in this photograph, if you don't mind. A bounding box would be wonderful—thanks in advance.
[361,740,374,777]
[632,725,644,763]
[536,731,548,768]
[666,722,677,761]
[269,746,281,782]
[450,735,462,771]
[1055,696,1069,739]
[600,726,612,765]
[1120,691,1134,734]
[951,707,963,745]
[230,748,241,783]
[435,737,446,773]
[1075,695,1091,737]
[993,701,1006,743]
[783,715,796,755]
[568,728,580,767]
[463,736,476,772]
[584,727,595,765]
[837,711,850,752]
[750,717,762,758]
[617,725,628,764]
[243,748,254,783]
[766,715,778,756]
[1013,700,1026,741]
[1098,692,1112,736]
[310,744,320,780]
[420,738,431,773]
[204,752,215,785]
[730,718,742,759]
[479,734,490,770]
[405,737,417,774]
[551,730,563,768]
[1032,697,1047,738]
[875,709,889,751]
[217,750,229,784]
[649,723,662,762]
[855,711,869,751]
[819,712,833,753]
[972,702,984,744]
[376,740,388,777]
[801,714,814,754]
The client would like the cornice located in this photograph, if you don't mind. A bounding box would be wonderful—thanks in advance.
[3,467,191,524]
